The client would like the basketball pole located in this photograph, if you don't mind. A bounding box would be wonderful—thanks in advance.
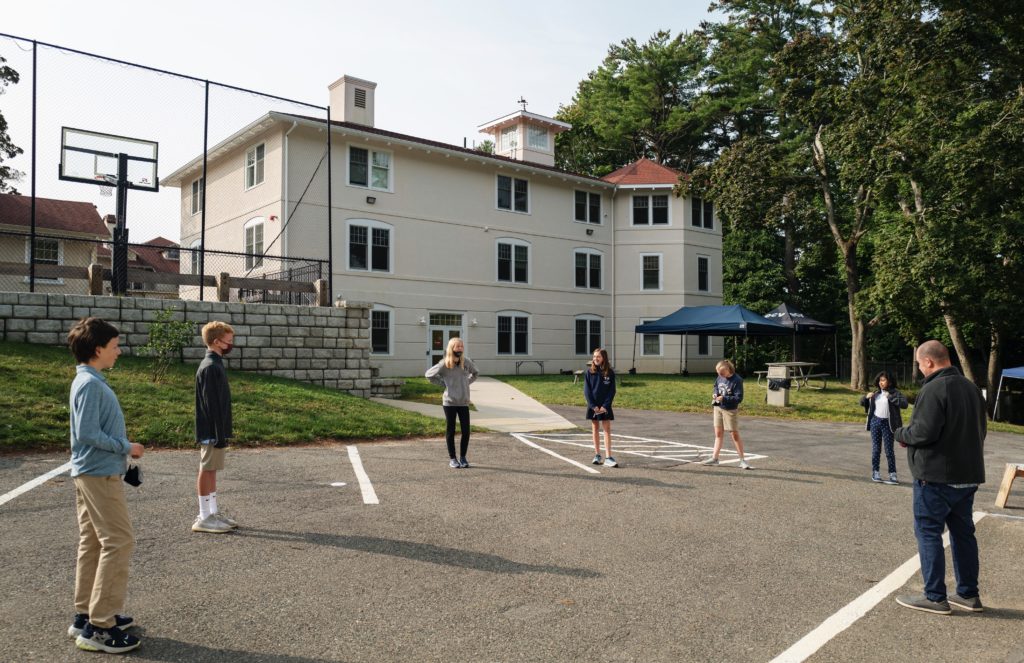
[111,153,130,296]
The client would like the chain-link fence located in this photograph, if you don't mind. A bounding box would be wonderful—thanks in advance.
[0,32,337,301]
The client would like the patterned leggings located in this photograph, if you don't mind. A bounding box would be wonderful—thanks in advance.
[869,415,896,474]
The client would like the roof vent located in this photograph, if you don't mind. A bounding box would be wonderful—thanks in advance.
[354,88,367,109]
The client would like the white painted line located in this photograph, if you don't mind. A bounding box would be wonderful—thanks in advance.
[512,434,601,474]
[0,461,73,508]
[346,446,379,505]
[985,512,1024,521]
[330,482,347,488]
[770,511,988,663]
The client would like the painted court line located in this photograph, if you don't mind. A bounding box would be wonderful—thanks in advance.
[522,433,767,464]
[769,511,988,663]
[0,461,72,508]
[346,445,379,505]
[512,434,601,474]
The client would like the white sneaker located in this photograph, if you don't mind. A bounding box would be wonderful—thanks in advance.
[701,457,719,466]
[604,456,618,468]
[213,511,239,529]
[739,460,752,470]
[191,515,231,533]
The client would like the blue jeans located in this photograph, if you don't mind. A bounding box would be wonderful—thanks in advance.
[869,415,896,473]
[912,480,979,602]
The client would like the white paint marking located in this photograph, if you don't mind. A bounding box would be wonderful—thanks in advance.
[346,446,379,505]
[330,482,347,488]
[770,511,988,663]
[985,511,1024,521]
[512,434,601,474]
[0,461,73,508]
[520,433,767,464]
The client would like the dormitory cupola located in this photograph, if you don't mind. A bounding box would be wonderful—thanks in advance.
[329,75,377,127]
[477,109,571,167]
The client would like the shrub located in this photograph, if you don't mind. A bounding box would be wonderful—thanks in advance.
[143,309,195,382]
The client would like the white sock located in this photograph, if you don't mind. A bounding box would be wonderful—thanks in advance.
[209,492,219,514]
[199,495,212,519]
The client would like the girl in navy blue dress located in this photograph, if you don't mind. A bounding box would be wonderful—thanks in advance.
[584,348,617,467]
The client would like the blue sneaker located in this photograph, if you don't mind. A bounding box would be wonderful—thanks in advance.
[871,470,882,483]
[68,613,134,638]
[75,624,141,653]
[592,454,602,465]
[459,457,470,468]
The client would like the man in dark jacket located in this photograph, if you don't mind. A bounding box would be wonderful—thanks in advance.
[192,321,237,534]
[893,340,986,615]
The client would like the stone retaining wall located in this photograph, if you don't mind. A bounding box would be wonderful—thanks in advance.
[0,292,402,399]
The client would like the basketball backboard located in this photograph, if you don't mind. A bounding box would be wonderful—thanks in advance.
[59,127,159,192]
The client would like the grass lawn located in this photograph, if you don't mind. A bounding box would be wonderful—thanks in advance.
[497,373,1024,435]
[0,342,446,452]
[399,377,476,410]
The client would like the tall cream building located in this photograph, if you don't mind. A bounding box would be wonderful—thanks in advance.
[164,76,723,377]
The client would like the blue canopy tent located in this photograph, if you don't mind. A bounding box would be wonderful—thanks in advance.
[993,366,1024,421]
[633,305,791,373]
[762,303,839,374]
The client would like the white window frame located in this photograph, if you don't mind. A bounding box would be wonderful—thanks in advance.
[641,318,663,357]
[573,248,603,290]
[633,193,672,225]
[496,310,531,356]
[347,144,393,192]
[24,236,64,284]
[573,190,602,225]
[190,177,204,216]
[370,304,393,356]
[697,254,710,292]
[496,238,530,284]
[244,218,265,270]
[189,239,202,276]
[245,143,265,190]
[499,126,518,152]
[496,174,530,214]
[346,219,394,273]
[526,125,548,150]
[641,253,663,291]
[574,315,604,356]
[691,197,714,229]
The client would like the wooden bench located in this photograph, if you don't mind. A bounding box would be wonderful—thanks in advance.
[995,463,1024,508]
[514,360,544,375]
[573,369,585,385]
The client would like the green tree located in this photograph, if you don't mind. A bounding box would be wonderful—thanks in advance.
[0,55,23,194]
[143,309,196,383]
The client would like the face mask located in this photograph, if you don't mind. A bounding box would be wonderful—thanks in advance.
[453,351,463,358]
[221,343,234,356]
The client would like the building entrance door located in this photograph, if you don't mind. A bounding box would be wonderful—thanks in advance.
[427,313,463,367]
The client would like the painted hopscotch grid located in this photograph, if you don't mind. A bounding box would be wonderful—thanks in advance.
[517,433,768,465]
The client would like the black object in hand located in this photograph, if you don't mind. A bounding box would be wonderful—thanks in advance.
[124,464,143,487]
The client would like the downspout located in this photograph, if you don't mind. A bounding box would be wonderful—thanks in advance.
[282,121,299,258]
[610,186,616,367]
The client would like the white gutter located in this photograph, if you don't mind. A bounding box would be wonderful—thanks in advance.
[283,121,298,258]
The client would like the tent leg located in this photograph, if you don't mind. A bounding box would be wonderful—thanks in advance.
[631,333,637,372]
[993,375,1004,420]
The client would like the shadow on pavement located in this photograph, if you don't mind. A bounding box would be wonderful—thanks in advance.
[237,528,601,578]
[125,636,343,663]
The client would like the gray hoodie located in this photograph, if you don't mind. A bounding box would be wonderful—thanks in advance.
[425,358,479,406]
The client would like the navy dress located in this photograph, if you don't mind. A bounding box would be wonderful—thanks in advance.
[584,369,616,421]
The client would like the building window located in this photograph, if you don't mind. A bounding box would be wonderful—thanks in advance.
[26,237,62,283]
[349,146,391,191]
[692,197,714,229]
[641,319,662,356]
[497,239,529,284]
[698,334,710,356]
[574,191,601,224]
[244,219,264,269]
[698,255,709,292]
[574,249,602,289]
[190,177,204,216]
[371,306,391,355]
[189,239,201,276]
[642,254,662,290]
[497,175,529,213]
[245,144,265,189]
[348,220,392,272]
[527,125,548,149]
[497,312,530,355]
[634,194,669,225]
[499,126,517,152]
[575,316,603,355]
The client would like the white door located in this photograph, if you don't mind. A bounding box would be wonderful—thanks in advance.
[427,313,463,367]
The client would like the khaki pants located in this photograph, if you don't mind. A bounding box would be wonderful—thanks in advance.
[74,475,134,628]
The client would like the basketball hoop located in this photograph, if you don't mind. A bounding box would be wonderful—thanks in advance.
[99,184,113,197]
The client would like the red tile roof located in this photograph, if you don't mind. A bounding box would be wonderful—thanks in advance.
[0,194,109,236]
[96,236,181,274]
[601,158,683,186]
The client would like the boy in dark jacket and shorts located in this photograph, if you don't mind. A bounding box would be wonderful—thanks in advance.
[193,321,237,533]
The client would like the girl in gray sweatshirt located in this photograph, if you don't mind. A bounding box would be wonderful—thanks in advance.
[425,337,479,468]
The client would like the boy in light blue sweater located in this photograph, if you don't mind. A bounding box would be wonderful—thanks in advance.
[66,317,144,655]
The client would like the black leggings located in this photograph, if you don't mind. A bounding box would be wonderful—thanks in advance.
[443,406,470,459]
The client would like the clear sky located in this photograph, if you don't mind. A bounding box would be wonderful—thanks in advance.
[1,0,716,242]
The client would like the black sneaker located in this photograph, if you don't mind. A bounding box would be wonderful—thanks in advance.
[895,593,951,615]
[948,593,984,612]
[68,613,135,638]
[459,457,470,469]
[75,623,141,653]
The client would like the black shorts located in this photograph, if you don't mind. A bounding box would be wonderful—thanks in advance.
[586,406,614,421]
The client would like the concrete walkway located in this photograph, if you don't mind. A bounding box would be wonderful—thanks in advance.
[370,376,576,433]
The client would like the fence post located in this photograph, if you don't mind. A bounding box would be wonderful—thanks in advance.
[216,272,231,302]
[314,279,330,307]
[88,263,104,296]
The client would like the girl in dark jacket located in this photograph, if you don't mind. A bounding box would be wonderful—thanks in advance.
[584,348,617,467]
[859,370,909,484]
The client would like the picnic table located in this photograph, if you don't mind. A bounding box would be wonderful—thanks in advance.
[756,362,830,390]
